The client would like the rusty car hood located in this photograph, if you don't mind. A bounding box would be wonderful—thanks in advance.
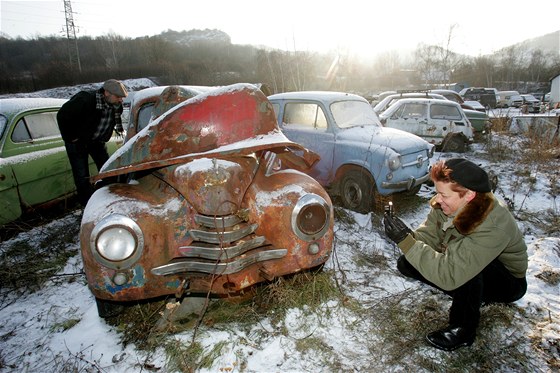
[95,84,314,180]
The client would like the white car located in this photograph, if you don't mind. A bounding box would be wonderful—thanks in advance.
[379,98,474,153]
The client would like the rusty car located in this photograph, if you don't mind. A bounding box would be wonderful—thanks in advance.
[79,84,334,317]
[378,98,474,153]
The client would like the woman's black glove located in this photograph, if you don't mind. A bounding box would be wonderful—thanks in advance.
[383,214,412,244]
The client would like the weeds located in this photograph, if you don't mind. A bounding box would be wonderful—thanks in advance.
[0,212,81,309]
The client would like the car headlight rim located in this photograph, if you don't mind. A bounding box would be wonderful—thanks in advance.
[388,155,402,171]
[90,214,144,269]
[291,193,330,242]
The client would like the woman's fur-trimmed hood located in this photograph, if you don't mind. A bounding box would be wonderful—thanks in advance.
[430,192,495,235]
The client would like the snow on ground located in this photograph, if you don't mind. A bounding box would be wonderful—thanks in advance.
[0,81,559,372]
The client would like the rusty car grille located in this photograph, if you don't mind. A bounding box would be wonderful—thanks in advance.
[151,213,287,276]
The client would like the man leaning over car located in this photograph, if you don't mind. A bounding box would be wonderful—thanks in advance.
[57,79,127,206]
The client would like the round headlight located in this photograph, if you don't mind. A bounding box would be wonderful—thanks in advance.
[97,227,136,261]
[388,155,402,171]
[291,194,331,242]
[90,214,144,269]
[298,204,327,236]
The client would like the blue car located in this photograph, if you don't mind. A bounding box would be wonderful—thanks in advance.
[268,91,434,213]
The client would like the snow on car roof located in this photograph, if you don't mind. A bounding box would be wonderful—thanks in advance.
[268,91,368,103]
[0,98,67,116]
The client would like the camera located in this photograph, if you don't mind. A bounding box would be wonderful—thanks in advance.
[384,201,394,217]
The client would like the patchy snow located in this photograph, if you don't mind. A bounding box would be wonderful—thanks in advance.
[0,80,559,372]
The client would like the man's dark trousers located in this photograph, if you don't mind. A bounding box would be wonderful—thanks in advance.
[64,140,109,206]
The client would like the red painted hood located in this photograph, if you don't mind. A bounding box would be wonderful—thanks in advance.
[95,84,316,181]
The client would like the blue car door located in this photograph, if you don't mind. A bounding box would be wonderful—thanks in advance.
[278,102,335,185]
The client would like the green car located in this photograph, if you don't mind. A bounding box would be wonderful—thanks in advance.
[0,98,120,227]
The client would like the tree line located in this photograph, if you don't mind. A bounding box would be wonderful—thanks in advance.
[1,29,558,96]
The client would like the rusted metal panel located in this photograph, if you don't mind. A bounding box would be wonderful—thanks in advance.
[95,84,304,180]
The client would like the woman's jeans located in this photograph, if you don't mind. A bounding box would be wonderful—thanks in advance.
[397,255,527,330]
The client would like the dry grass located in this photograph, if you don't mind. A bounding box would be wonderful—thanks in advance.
[0,213,82,310]
[1,126,558,372]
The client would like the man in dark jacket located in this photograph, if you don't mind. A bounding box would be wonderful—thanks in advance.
[57,79,128,206]
[383,158,528,351]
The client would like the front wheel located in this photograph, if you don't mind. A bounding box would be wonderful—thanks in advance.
[95,297,126,318]
[339,169,375,213]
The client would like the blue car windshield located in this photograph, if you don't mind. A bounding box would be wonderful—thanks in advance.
[330,100,381,128]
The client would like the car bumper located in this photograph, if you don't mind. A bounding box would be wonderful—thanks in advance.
[381,170,431,190]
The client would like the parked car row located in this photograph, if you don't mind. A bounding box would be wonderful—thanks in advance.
[458,87,551,113]
[2,84,454,319]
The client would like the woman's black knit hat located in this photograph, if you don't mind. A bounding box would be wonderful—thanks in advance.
[445,158,491,193]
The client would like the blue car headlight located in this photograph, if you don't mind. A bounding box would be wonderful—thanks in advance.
[388,155,402,171]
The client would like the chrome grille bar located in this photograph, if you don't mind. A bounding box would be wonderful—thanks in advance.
[151,249,287,276]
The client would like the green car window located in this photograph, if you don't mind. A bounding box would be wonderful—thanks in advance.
[12,112,60,142]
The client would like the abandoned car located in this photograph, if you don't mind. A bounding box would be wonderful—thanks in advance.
[374,91,490,134]
[80,84,334,317]
[268,91,434,213]
[378,98,474,153]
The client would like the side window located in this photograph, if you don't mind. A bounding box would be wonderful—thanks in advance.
[401,103,427,119]
[283,103,327,129]
[12,112,60,142]
[430,104,462,120]
[12,119,32,142]
[137,103,155,131]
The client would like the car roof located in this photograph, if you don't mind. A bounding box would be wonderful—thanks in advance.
[379,98,463,117]
[268,91,367,103]
[129,85,216,106]
[392,98,459,104]
[373,92,447,112]
[0,98,67,116]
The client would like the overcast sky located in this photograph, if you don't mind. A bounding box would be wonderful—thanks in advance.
[2,0,559,60]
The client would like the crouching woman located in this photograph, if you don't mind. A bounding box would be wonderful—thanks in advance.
[383,158,528,351]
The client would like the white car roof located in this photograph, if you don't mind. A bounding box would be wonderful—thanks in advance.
[268,91,368,104]
[379,98,462,117]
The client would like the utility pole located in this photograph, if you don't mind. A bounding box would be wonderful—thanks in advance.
[62,0,82,73]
